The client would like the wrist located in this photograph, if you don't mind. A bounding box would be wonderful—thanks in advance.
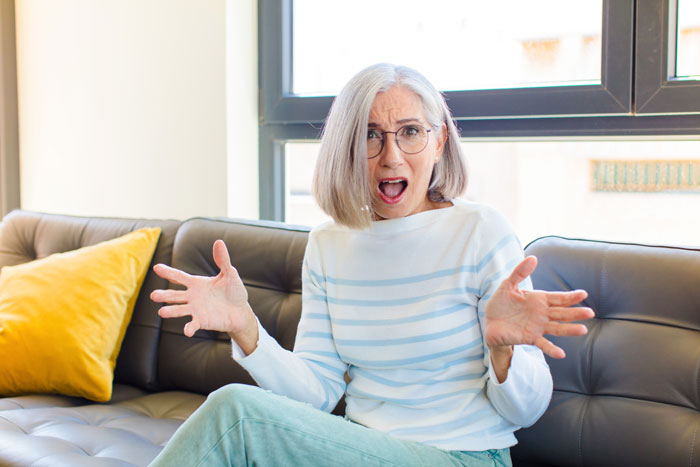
[489,344,514,384]
[228,304,259,356]
[488,344,514,357]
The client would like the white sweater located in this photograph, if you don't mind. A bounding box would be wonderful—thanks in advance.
[232,199,553,451]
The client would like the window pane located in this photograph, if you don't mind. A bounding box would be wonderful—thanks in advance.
[285,142,331,227]
[463,140,700,246]
[286,140,700,248]
[676,0,700,78]
[293,0,602,96]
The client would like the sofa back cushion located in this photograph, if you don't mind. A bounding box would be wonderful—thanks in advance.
[0,210,180,392]
[156,217,310,394]
[512,236,700,467]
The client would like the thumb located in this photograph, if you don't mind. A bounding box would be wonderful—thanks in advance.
[212,239,234,273]
[184,317,200,337]
[506,256,537,288]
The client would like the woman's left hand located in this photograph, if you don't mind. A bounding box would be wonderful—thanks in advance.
[484,256,595,360]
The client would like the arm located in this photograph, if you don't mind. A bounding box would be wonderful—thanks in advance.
[476,230,594,427]
[231,240,348,411]
[151,235,347,412]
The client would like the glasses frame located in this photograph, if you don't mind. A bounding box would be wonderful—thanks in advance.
[366,124,433,159]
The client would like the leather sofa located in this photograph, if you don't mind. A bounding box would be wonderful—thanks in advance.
[0,210,697,466]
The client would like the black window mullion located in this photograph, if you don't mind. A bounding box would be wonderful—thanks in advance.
[635,0,700,114]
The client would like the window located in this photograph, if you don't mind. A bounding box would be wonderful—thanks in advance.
[675,0,700,78]
[260,0,700,246]
[284,139,700,247]
[293,0,602,95]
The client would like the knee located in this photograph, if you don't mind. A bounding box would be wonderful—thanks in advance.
[205,384,266,413]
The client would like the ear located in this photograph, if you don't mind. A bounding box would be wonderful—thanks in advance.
[434,123,448,163]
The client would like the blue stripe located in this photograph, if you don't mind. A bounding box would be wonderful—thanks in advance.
[346,339,482,368]
[308,264,479,287]
[296,350,343,360]
[304,313,331,320]
[307,286,479,307]
[351,368,486,388]
[307,233,518,288]
[478,257,523,297]
[311,366,343,413]
[304,303,473,326]
[305,365,331,411]
[347,386,481,406]
[434,354,485,371]
[334,317,478,347]
[295,356,347,378]
[314,362,347,379]
[301,331,334,339]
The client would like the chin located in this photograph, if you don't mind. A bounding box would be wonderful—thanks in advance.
[373,204,412,220]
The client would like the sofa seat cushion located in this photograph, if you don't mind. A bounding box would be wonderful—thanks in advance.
[0,390,205,466]
[0,384,148,411]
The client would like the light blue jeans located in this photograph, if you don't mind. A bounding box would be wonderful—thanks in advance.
[149,384,512,467]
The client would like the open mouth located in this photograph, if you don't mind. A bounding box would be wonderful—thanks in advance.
[378,178,408,204]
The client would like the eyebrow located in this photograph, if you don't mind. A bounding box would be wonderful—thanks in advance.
[367,118,422,128]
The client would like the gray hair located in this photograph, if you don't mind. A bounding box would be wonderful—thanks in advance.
[312,63,468,229]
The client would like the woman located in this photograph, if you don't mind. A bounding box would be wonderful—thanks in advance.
[149,64,594,467]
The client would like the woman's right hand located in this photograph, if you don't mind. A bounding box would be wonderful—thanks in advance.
[150,239,259,354]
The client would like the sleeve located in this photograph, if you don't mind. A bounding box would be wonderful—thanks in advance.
[474,211,554,428]
[230,230,348,412]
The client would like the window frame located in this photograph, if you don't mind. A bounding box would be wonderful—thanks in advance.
[635,0,700,114]
[261,0,634,124]
[259,0,700,221]
[0,0,20,218]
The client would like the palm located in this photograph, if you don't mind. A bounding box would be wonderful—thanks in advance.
[151,240,253,338]
[484,256,594,359]
[183,269,249,333]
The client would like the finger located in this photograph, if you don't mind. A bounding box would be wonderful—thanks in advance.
[505,256,538,288]
[548,306,596,322]
[535,336,566,359]
[212,240,234,273]
[150,289,188,304]
[184,317,200,337]
[545,289,588,307]
[157,304,191,319]
[545,321,589,337]
[153,263,193,287]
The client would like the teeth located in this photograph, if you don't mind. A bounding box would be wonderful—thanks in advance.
[383,180,404,183]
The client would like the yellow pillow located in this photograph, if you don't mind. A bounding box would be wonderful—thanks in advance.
[0,227,161,402]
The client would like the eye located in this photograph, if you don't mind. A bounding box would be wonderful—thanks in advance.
[367,129,382,140]
[400,125,422,138]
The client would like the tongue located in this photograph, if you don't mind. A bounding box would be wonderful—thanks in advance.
[381,182,404,199]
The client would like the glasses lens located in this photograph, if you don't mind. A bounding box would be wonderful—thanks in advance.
[367,129,383,158]
[397,126,429,154]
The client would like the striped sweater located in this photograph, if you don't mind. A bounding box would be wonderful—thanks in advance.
[233,199,553,451]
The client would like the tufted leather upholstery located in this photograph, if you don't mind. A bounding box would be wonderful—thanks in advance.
[156,218,309,395]
[0,390,205,467]
[512,236,700,467]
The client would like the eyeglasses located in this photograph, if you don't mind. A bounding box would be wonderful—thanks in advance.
[366,125,432,159]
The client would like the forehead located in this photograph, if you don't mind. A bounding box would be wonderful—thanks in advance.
[368,86,426,125]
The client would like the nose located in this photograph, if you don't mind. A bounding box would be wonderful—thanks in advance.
[379,134,404,168]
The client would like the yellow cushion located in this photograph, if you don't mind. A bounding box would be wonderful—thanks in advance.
[0,227,161,402]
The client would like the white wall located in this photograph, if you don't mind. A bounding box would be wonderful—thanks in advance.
[226,0,258,220]
[15,0,259,220]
